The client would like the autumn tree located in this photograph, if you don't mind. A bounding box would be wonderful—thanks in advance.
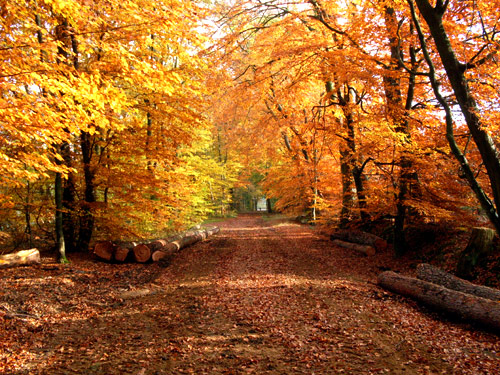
[0,0,221,255]
[409,0,500,234]
[211,0,490,246]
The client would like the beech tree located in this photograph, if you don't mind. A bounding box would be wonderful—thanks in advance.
[409,0,500,234]
[2,0,500,256]
[0,0,224,255]
[211,0,491,246]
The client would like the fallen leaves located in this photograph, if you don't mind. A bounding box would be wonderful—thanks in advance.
[0,215,499,374]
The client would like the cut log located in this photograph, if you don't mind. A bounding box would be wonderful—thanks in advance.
[133,244,151,263]
[95,226,220,263]
[94,241,115,261]
[416,263,500,302]
[151,227,219,262]
[151,243,178,262]
[378,271,500,331]
[152,249,172,262]
[206,227,220,236]
[180,232,203,247]
[114,246,130,262]
[332,239,376,256]
[330,229,387,251]
[457,227,496,279]
[148,239,169,252]
[0,249,40,269]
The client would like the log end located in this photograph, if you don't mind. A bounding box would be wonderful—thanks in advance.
[114,246,130,262]
[365,246,376,256]
[133,244,151,263]
[152,250,168,262]
[94,241,115,261]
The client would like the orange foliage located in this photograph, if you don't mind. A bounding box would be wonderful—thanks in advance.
[210,0,500,231]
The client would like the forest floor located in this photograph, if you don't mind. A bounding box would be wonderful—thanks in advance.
[1,214,499,374]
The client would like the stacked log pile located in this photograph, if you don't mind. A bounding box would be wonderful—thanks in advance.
[330,229,387,256]
[378,263,500,331]
[93,226,220,263]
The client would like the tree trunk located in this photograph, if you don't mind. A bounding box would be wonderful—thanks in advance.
[78,131,96,252]
[330,229,387,251]
[414,0,500,234]
[61,140,77,253]
[53,19,73,263]
[24,181,33,248]
[383,6,419,256]
[338,85,370,226]
[378,271,500,331]
[332,239,376,256]
[416,263,500,301]
[456,227,496,279]
[0,249,40,269]
[340,148,353,227]
[266,198,273,213]
[55,171,68,263]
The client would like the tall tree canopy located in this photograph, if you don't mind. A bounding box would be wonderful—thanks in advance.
[2,0,500,255]
[209,0,500,251]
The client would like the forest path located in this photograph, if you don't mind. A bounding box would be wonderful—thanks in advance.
[1,214,499,374]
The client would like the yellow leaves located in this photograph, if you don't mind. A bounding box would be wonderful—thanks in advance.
[41,0,84,23]
[1,0,220,236]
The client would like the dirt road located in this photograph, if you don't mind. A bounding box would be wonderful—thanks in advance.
[1,214,499,374]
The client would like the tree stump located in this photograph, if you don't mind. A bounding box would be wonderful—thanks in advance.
[456,227,496,279]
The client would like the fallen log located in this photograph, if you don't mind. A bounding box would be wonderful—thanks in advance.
[206,227,220,236]
[114,246,130,262]
[94,226,220,263]
[0,248,40,269]
[152,228,217,262]
[151,241,180,262]
[332,239,375,256]
[118,288,156,300]
[112,241,139,262]
[133,244,151,263]
[378,271,500,331]
[330,229,387,251]
[151,244,177,262]
[147,240,168,252]
[416,263,500,302]
[94,241,115,261]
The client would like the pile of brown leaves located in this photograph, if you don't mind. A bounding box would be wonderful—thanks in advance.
[1,214,499,374]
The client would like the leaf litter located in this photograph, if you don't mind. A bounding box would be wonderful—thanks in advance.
[1,214,499,374]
